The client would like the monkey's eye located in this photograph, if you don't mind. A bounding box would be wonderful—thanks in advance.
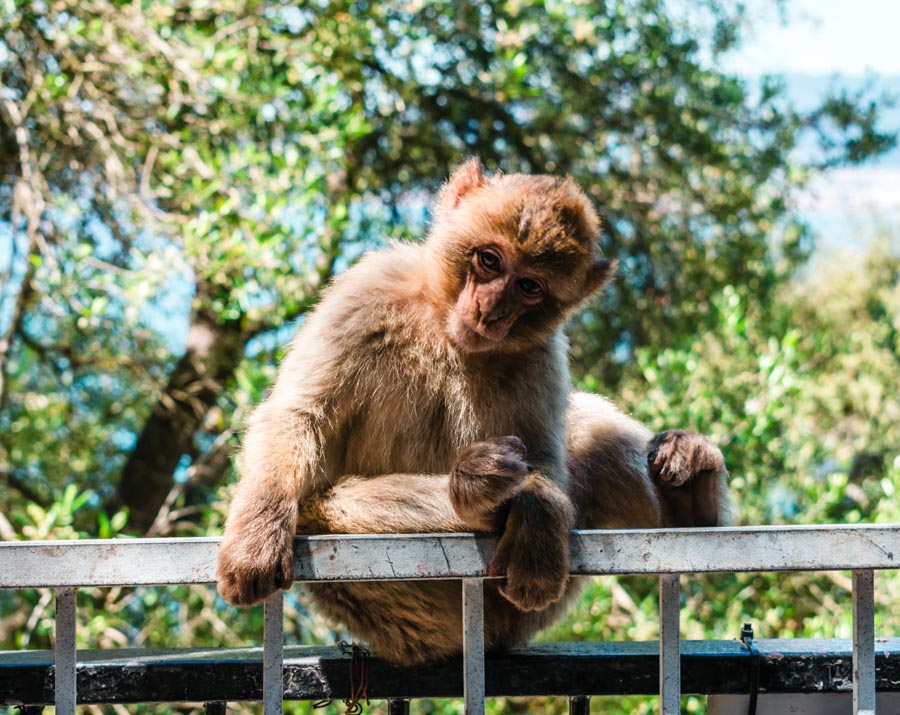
[517,277,543,297]
[477,249,502,273]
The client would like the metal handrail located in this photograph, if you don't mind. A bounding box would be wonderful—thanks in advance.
[2,524,898,715]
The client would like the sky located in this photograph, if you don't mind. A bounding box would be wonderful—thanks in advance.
[722,0,900,252]
[728,0,900,77]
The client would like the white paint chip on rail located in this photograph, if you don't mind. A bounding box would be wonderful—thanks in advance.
[263,592,284,715]
[853,569,876,715]
[659,574,681,715]
[55,587,77,715]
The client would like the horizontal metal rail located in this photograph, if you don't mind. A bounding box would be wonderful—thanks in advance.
[1,525,897,715]
[4,639,900,703]
[1,524,898,589]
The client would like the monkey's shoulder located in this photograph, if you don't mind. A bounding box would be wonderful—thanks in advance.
[289,244,443,370]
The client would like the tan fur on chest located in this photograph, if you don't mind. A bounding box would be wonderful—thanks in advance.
[327,343,524,478]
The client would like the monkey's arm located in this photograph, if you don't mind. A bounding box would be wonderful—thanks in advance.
[295,436,535,535]
[217,400,329,605]
[566,391,733,529]
[297,474,470,535]
[217,317,356,606]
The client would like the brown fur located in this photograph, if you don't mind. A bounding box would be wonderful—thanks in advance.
[217,158,731,665]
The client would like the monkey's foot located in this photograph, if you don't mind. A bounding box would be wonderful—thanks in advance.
[491,536,569,612]
[488,477,574,611]
[648,430,727,527]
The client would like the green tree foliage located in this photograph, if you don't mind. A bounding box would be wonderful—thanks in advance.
[0,1,897,712]
[548,236,900,715]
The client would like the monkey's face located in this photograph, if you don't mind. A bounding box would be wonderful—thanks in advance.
[433,160,615,355]
[448,241,550,352]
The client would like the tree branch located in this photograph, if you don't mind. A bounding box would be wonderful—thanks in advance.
[111,310,245,532]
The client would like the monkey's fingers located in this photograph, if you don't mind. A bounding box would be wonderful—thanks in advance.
[457,436,527,462]
[492,435,528,457]
[276,546,295,590]
[649,431,724,488]
[452,436,531,485]
[487,548,510,579]
[217,532,295,606]
[493,543,568,612]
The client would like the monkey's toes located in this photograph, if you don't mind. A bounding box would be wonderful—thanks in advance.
[498,571,567,612]
[489,533,568,612]
[452,435,531,483]
[649,430,724,487]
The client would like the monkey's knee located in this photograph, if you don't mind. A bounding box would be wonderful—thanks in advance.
[564,391,662,529]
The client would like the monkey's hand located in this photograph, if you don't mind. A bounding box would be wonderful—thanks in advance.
[217,503,297,606]
[489,476,574,612]
[450,436,531,532]
[648,430,727,527]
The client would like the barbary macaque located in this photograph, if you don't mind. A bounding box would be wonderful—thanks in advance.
[217,158,731,665]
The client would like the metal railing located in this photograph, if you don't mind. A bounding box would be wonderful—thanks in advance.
[1,524,899,715]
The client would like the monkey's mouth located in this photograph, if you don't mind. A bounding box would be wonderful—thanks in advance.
[450,318,505,352]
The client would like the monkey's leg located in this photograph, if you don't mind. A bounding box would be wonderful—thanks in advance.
[296,470,569,665]
[217,406,321,606]
[486,471,575,612]
[647,429,733,526]
[566,391,732,529]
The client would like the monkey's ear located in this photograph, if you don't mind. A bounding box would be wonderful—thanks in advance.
[583,258,617,297]
[436,157,487,213]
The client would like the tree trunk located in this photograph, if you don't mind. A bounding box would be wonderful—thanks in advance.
[114,310,245,532]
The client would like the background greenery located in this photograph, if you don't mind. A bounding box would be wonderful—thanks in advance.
[1,1,897,713]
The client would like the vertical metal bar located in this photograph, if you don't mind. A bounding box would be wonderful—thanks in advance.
[388,699,411,714]
[205,702,227,715]
[263,593,284,715]
[659,574,681,715]
[54,587,77,715]
[569,695,590,714]
[462,578,485,715]
[853,569,876,715]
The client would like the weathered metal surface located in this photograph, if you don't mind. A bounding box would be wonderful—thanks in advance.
[0,538,221,588]
[568,525,900,575]
[462,578,485,715]
[659,574,681,714]
[3,640,899,705]
[387,698,410,714]
[1,525,899,589]
[54,588,76,715]
[263,594,284,715]
[568,695,590,714]
[853,570,876,715]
